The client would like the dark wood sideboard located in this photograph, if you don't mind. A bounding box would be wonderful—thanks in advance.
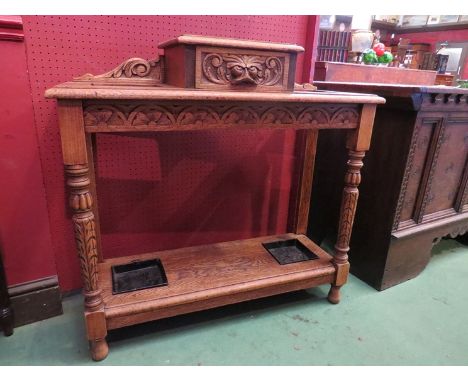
[45,35,383,360]
[0,249,14,336]
[311,81,468,290]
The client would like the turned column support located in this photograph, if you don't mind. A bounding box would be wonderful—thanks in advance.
[328,103,376,304]
[65,163,108,360]
[65,164,103,311]
[59,100,108,361]
[328,150,365,304]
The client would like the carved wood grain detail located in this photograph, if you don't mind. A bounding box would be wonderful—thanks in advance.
[83,103,360,132]
[65,164,103,311]
[454,156,468,213]
[74,57,164,85]
[421,93,468,111]
[413,118,446,223]
[392,125,420,231]
[195,46,290,91]
[202,53,283,86]
[333,150,365,286]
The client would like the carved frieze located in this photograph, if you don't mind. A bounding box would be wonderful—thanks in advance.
[421,92,468,111]
[83,103,360,132]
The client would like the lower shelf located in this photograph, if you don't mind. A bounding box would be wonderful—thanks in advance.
[98,233,336,330]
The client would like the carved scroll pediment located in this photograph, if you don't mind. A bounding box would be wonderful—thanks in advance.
[74,57,164,85]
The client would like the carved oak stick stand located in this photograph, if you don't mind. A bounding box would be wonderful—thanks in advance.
[48,36,383,361]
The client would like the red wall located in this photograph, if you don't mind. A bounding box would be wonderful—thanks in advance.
[0,16,318,291]
[396,29,468,79]
[0,17,57,286]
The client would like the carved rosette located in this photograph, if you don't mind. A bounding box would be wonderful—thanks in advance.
[334,150,365,266]
[65,165,102,311]
[202,53,283,86]
[83,103,360,131]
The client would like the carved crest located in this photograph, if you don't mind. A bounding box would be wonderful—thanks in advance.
[202,53,283,86]
[74,57,164,85]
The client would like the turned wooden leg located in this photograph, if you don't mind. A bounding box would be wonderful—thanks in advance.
[327,285,341,304]
[328,150,365,304]
[66,164,108,361]
[90,338,109,361]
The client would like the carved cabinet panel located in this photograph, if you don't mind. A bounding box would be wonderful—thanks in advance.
[310,83,468,291]
[395,113,468,229]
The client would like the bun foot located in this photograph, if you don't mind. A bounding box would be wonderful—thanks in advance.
[327,285,341,304]
[90,338,109,361]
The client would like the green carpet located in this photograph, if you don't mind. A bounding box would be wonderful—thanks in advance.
[1,238,467,365]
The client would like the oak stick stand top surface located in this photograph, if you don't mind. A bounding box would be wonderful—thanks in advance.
[46,35,383,361]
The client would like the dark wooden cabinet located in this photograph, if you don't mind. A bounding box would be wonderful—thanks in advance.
[311,82,468,290]
[0,249,14,336]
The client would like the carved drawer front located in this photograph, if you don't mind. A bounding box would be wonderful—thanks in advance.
[195,46,292,91]
[159,35,303,91]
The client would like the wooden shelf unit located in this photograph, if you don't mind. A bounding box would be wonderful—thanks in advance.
[101,233,335,330]
[46,35,384,361]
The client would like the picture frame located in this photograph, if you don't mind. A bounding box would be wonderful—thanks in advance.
[439,15,460,24]
[401,15,429,27]
[427,15,441,25]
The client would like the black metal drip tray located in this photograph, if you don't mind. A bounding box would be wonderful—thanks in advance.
[111,258,168,295]
[262,239,319,265]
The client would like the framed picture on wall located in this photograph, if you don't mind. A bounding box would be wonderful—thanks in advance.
[401,15,429,27]
[439,15,460,24]
[427,15,441,25]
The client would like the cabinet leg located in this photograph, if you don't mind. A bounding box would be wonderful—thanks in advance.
[89,338,109,361]
[330,150,365,302]
[1,307,14,336]
[327,285,341,304]
[66,164,108,360]
[85,309,108,361]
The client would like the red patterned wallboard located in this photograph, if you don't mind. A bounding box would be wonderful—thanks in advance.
[21,15,312,291]
[0,29,57,286]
